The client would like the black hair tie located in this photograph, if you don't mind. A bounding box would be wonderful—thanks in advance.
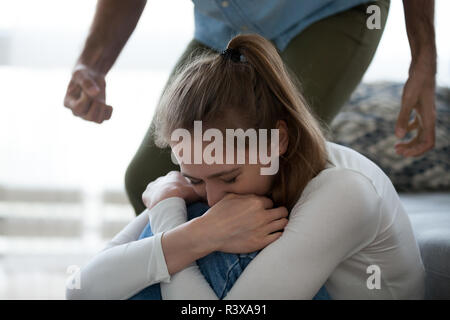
[221,48,244,63]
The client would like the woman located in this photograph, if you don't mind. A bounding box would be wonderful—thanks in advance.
[123,0,393,216]
[66,34,425,300]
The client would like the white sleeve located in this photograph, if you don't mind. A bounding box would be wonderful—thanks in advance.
[65,197,188,300]
[148,198,218,300]
[157,169,381,300]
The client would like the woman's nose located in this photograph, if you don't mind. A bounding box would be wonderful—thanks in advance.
[205,184,226,207]
[206,193,220,207]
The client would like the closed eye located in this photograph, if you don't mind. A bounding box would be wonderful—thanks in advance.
[223,177,237,184]
[188,177,237,185]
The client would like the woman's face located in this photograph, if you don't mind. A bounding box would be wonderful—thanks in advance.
[170,121,288,207]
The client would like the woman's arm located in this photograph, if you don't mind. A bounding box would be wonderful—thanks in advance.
[159,169,381,299]
[65,197,211,299]
[148,199,218,299]
[223,169,381,299]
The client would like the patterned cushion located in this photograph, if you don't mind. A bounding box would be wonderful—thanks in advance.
[327,81,450,192]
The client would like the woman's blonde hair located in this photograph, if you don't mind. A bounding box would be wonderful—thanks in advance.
[153,34,329,211]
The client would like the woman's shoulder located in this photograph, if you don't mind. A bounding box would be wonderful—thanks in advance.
[300,166,380,202]
[290,166,382,241]
[324,141,379,171]
[322,141,391,197]
[289,141,400,224]
[293,141,387,214]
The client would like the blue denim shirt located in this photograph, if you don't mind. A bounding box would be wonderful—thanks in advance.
[193,0,372,52]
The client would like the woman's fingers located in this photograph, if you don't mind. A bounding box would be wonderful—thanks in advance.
[265,206,288,222]
[263,231,283,247]
[263,217,288,235]
[250,194,274,209]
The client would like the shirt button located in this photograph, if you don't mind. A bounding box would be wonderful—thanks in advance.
[240,25,248,31]
[221,1,229,8]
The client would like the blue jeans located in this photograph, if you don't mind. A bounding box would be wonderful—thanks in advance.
[129,201,331,300]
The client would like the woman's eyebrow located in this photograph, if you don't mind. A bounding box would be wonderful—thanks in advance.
[182,167,240,180]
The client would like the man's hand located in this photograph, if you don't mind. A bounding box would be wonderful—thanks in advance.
[62,0,147,123]
[142,171,202,210]
[396,0,437,158]
[394,61,436,158]
[63,65,113,124]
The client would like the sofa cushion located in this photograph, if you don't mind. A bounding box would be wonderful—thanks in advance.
[400,193,450,300]
[328,81,450,192]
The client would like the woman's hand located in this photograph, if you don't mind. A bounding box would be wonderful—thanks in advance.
[198,193,289,254]
[142,171,202,210]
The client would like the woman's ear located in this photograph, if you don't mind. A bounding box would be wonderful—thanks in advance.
[276,120,289,156]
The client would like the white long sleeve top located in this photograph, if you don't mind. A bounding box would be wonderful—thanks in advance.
[66,141,425,300]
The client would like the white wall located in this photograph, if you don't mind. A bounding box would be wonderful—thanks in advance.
[363,0,449,85]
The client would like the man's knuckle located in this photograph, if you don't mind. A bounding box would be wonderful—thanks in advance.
[72,69,82,77]
[63,97,71,108]
[73,70,87,83]
[421,138,433,149]
[82,78,93,87]
[72,106,84,115]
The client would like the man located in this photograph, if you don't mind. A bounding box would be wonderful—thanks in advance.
[63,0,437,215]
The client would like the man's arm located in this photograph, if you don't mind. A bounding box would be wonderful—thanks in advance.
[63,0,147,123]
[395,0,436,157]
[78,0,147,74]
[402,0,436,69]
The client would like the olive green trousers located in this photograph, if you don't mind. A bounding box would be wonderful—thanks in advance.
[125,0,390,215]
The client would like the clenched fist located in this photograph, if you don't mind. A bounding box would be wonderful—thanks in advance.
[63,64,113,124]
